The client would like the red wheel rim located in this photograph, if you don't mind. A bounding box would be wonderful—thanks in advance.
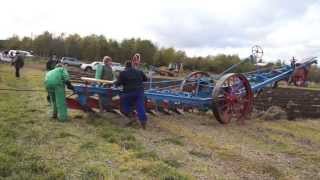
[180,71,210,92]
[292,68,307,87]
[212,73,253,124]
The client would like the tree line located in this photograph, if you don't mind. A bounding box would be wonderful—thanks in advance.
[0,31,258,72]
[0,31,319,81]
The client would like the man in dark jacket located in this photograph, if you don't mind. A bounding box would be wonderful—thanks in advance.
[115,60,148,129]
[46,54,58,71]
[11,52,24,78]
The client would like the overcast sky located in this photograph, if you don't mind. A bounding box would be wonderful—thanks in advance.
[1,0,319,63]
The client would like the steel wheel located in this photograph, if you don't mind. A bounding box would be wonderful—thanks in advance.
[180,71,210,92]
[212,73,253,124]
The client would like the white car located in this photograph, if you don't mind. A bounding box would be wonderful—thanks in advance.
[80,61,102,72]
[81,61,125,72]
[8,50,34,57]
[111,62,125,72]
[0,52,12,62]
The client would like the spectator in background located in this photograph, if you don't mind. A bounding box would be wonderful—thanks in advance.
[11,52,24,78]
[291,56,296,69]
[46,54,58,71]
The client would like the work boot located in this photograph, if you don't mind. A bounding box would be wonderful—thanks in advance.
[51,114,57,119]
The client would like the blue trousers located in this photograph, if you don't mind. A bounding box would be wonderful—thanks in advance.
[120,90,147,123]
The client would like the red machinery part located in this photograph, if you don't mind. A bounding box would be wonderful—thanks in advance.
[66,98,83,110]
[212,73,253,124]
[66,97,99,110]
[291,66,308,87]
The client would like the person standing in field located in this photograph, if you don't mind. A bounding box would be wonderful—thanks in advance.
[46,54,59,103]
[95,56,115,112]
[11,52,24,78]
[44,63,74,122]
[115,55,148,129]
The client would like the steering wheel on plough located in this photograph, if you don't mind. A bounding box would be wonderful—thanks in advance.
[251,45,264,61]
[180,71,211,92]
[212,73,253,124]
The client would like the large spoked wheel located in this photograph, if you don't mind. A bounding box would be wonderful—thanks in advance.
[180,71,210,92]
[212,73,253,124]
[251,45,264,60]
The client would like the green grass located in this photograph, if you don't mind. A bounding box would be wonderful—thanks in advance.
[0,64,189,179]
[161,136,185,146]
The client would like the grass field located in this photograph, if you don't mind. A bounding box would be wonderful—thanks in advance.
[0,63,320,179]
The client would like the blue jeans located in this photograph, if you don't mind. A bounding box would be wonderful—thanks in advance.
[120,90,147,123]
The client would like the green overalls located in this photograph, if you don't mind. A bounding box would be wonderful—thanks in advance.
[44,67,70,121]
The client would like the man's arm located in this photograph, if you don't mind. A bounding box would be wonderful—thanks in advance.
[114,72,124,87]
[95,64,103,79]
[62,68,74,91]
[141,71,148,82]
[62,68,70,82]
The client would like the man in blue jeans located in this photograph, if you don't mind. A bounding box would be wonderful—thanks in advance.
[115,60,148,129]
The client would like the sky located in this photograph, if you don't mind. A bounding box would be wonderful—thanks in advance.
[1,0,320,63]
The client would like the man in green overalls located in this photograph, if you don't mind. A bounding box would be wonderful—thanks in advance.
[44,64,74,122]
[95,56,114,112]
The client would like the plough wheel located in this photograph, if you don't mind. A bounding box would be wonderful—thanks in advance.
[180,71,210,92]
[212,73,253,124]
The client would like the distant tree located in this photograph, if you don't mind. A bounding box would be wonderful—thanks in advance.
[81,35,100,61]
[33,31,53,57]
[120,39,137,61]
[64,34,81,59]
[1,31,267,75]
[107,39,121,62]
[5,35,21,49]
[20,37,33,51]
[135,39,157,65]
[51,34,65,58]
[275,59,282,66]
[309,65,320,83]
[154,47,176,66]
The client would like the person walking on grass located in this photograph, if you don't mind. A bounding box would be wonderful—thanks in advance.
[11,52,24,78]
[44,63,74,122]
[115,56,148,129]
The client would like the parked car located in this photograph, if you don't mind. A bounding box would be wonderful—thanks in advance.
[80,61,102,72]
[111,62,125,72]
[0,52,12,62]
[80,61,125,72]
[8,50,34,57]
[60,57,83,67]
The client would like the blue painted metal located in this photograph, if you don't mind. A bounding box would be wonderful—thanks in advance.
[72,57,317,110]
